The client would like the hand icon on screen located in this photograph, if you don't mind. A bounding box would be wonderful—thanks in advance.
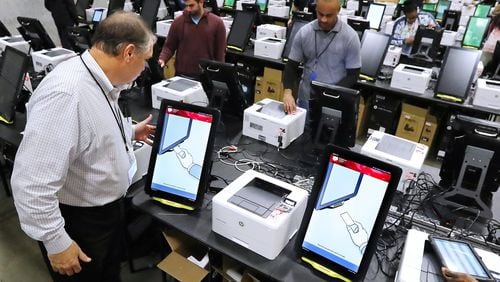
[173,146,201,179]
[340,212,368,254]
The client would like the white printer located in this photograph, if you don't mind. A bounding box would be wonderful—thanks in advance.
[243,98,306,149]
[267,5,289,17]
[473,78,500,109]
[254,37,286,60]
[156,19,174,37]
[383,45,402,67]
[131,141,152,184]
[151,76,208,109]
[0,35,30,54]
[212,170,308,260]
[390,63,432,94]
[256,24,286,40]
[361,131,428,192]
[31,48,77,73]
[440,30,457,46]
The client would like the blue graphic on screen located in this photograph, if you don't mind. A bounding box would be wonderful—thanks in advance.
[159,115,192,154]
[302,160,390,273]
[151,111,212,201]
[315,163,363,210]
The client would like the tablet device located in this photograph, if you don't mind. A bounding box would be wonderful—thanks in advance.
[429,236,494,282]
[296,145,401,281]
[145,99,220,210]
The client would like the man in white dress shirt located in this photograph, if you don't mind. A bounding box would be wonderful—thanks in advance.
[12,11,156,281]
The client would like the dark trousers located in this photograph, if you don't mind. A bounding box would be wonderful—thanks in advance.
[39,198,124,282]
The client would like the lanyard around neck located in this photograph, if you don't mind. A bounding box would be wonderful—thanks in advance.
[314,29,338,61]
[79,55,129,152]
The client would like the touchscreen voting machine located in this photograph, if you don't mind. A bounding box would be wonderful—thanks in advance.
[296,145,401,281]
[145,100,220,210]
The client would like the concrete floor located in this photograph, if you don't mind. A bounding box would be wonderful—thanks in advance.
[0,190,163,282]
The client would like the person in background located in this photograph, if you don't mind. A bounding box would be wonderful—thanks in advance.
[158,0,226,79]
[391,0,438,55]
[282,0,361,136]
[44,0,79,49]
[481,5,500,67]
[12,11,156,282]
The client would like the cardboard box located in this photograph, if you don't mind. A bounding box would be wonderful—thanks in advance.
[419,113,439,148]
[356,96,369,138]
[163,56,175,79]
[157,230,209,282]
[263,67,282,82]
[396,103,428,142]
[254,76,284,102]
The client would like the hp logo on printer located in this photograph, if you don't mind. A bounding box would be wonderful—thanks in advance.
[239,221,244,227]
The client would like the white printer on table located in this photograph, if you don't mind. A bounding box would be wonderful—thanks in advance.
[151,76,208,109]
[212,170,308,260]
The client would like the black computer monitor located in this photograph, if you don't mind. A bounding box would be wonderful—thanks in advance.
[255,0,268,13]
[16,17,56,51]
[0,46,30,124]
[393,3,403,20]
[0,20,11,37]
[107,0,125,15]
[434,115,500,226]
[311,81,360,149]
[226,10,256,52]
[140,0,161,29]
[199,59,249,118]
[484,41,500,77]
[434,47,481,103]
[282,18,308,61]
[347,17,370,40]
[206,0,220,16]
[435,0,450,21]
[442,9,461,31]
[359,30,390,80]
[358,0,372,18]
[410,26,443,61]
[474,3,491,17]
[366,3,386,30]
[92,8,106,25]
[66,26,92,53]
[462,16,490,49]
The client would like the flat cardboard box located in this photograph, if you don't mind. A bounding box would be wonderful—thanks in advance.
[163,56,176,79]
[254,76,266,102]
[419,113,439,148]
[395,103,428,142]
[157,230,209,282]
[263,67,282,82]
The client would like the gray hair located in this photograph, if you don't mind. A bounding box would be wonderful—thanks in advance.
[91,11,156,56]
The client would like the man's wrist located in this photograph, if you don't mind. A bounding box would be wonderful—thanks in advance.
[44,231,73,255]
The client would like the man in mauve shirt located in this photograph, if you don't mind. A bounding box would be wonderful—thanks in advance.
[158,0,227,79]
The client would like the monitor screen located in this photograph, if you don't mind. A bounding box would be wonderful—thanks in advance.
[199,59,249,118]
[227,11,255,51]
[16,16,56,51]
[223,0,235,8]
[435,47,480,103]
[140,0,161,29]
[297,146,401,281]
[436,115,500,223]
[92,9,104,23]
[311,81,360,148]
[0,46,29,124]
[359,30,390,79]
[442,9,461,31]
[474,4,491,17]
[410,26,443,61]
[423,2,437,11]
[366,3,386,30]
[256,0,268,13]
[436,0,450,21]
[462,16,490,49]
[282,19,308,60]
[146,100,220,209]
